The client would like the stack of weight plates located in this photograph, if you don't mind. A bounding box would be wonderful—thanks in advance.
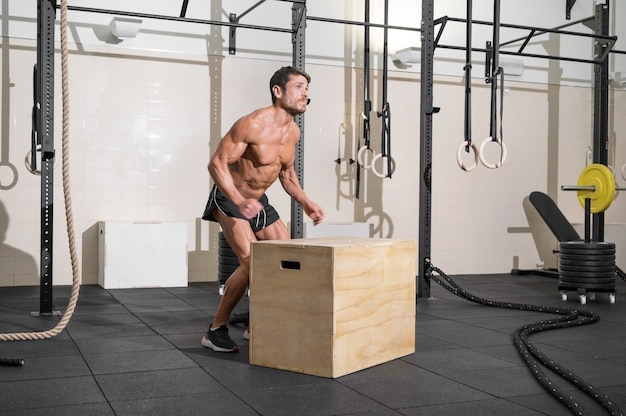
[218,231,239,293]
[558,241,616,304]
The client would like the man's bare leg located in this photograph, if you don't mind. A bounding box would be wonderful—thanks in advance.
[203,211,291,352]
[211,213,256,329]
[212,216,290,328]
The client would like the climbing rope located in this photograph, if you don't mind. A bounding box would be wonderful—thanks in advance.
[426,261,624,416]
[0,0,80,344]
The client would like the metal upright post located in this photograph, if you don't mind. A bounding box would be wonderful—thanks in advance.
[418,0,437,299]
[36,0,57,315]
[290,1,306,239]
[591,3,609,242]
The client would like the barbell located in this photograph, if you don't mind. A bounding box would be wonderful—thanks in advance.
[561,163,626,213]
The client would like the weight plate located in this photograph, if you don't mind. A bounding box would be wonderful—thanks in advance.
[559,261,615,268]
[559,259,615,267]
[218,239,234,249]
[576,164,616,213]
[559,248,615,256]
[559,251,615,259]
[559,271,616,279]
[558,254,615,262]
[218,272,231,284]
[218,263,238,274]
[559,264,615,273]
[560,241,616,250]
[218,256,240,266]
[558,276,615,284]
[558,282,615,290]
[218,247,237,256]
[229,310,249,325]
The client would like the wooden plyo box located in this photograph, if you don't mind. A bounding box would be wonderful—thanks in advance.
[249,237,416,378]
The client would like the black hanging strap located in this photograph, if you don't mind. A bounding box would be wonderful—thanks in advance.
[377,0,393,178]
[357,0,372,199]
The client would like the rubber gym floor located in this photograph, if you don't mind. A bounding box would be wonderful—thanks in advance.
[1,273,626,416]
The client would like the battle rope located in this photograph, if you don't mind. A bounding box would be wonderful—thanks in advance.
[0,0,80,347]
[426,260,624,416]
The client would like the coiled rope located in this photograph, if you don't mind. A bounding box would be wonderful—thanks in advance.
[0,0,80,344]
[427,260,624,416]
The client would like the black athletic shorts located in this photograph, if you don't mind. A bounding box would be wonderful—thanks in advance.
[201,185,280,233]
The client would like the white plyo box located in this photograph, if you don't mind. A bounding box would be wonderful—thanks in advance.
[98,221,188,289]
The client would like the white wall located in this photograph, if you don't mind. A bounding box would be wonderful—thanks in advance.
[1,1,626,286]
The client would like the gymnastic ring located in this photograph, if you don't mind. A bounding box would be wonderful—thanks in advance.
[621,163,626,181]
[357,146,375,169]
[0,162,18,190]
[370,153,396,179]
[479,137,508,169]
[24,145,57,176]
[456,141,479,172]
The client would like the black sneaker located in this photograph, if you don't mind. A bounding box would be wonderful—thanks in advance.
[202,325,239,352]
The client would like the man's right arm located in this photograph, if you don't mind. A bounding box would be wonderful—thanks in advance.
[208,118,263,219]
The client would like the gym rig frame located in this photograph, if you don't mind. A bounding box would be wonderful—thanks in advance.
[34,1,621,308]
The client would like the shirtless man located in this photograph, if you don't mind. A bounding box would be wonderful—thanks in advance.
[201,66,325,352]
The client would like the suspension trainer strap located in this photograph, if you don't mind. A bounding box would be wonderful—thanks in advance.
[490,0,505,159]
[464,0,472,151]
[376,0,393,179]
[499,68,504,150]
[356,0,372,199]
[455,0,481,172]
[478,0,508,169]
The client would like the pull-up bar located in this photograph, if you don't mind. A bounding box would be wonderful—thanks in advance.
[62,5,293,35]
[434,15,617,65]
[307,15,421,33]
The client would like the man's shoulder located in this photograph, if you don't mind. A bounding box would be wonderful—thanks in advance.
[246,105,274,120]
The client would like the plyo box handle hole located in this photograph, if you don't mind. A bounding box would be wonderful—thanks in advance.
[281,260,301,270]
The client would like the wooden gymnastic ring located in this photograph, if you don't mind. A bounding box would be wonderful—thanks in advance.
[370,153,396,179]
[479,137,507,169]
[456,141,479,172]
[357,146,375,169]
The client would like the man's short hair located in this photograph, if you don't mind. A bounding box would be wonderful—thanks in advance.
[269,66,311,104]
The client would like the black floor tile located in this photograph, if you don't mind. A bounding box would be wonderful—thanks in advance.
[83,349,197,375]
[399,398,550,416]
[108,392,259,416]
[0,376,106,411]
[73,334,174,355]
[0,402,115,416]
[339,359,493,409]
[95,367,226,401]
[0,354,90,382]
[134,310,211,335]
[236,382,393,416]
